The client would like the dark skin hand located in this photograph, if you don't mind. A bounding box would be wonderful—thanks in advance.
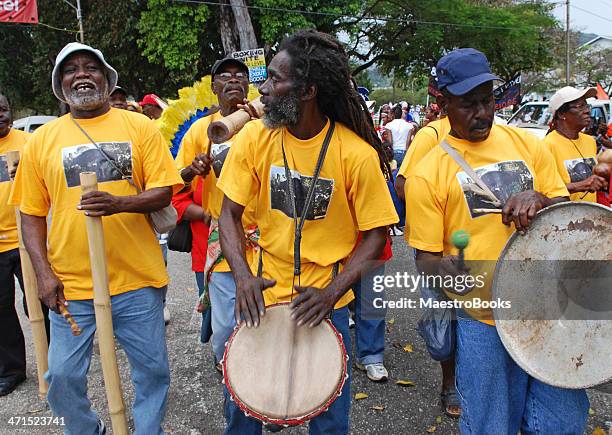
[180,153,213,183]
[77,186,172,217]
[220,196,387,328]
[20,213,67,313]
[416,251,472,296]
[567,175,607,194]
[501,191,567,233]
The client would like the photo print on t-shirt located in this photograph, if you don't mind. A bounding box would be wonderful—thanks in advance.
[269,165,334,220]
[0,155,10,183]
[62,142,133,188]
[456,160,534,218]
[564,157,595,183]
[210,142,231,178]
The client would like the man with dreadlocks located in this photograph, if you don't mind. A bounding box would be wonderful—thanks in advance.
[217,30,398,433]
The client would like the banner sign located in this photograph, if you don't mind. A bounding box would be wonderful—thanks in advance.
[494,73,521,110]
[427,67,442,98]
[0,0,38,23]
[231,48,267,83]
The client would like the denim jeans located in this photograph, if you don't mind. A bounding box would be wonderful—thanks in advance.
[222,307,352,435]
[46,287,170,435]
[353,264,386,365]
[456,317,589,435]
[195,271,212,344]
[393,149,406,167]
[209,272,237,361]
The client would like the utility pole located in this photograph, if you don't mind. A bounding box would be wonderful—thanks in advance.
[566,0,570,86]
[63,0,85,43]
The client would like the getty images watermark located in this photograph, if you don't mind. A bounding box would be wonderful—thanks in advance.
[368,271,512,310]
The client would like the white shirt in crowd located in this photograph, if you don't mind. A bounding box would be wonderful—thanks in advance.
[385,119,414,151]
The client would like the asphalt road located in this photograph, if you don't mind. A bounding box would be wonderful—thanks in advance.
[1,238,610,434]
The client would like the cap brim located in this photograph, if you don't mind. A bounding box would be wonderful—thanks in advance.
[212,58,249,76]
[581,87,597,100]
[445,73,501,96]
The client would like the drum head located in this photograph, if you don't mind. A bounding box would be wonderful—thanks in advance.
[493,202,612,389]
[223,303,347,425]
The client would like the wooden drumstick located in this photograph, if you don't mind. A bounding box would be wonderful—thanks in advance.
[58,304,81,336]
[80,172,128,435]
[451,230,470,271]
[473,208,502,214]
[6,150,49,399]
[207,97,264,143]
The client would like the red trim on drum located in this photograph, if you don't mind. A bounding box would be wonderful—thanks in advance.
[222,302,349,426]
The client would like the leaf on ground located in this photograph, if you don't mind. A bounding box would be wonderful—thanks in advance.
[26,408,46,414]
[371,405,385,411]
[355,392,369,400]
[592,428,606,435]
[403,344,414,353]
[426,425,437,433]
[395,379,415,386]
[186,287,195,292]
[588,407,595,415]
[435,416,442,424]
[387,318,395,325]
[391,341,403,349]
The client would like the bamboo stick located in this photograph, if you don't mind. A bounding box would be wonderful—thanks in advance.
[207,97,264,143]
[473,208,503,214]
[79,172,128,435]
[6,150,49,400]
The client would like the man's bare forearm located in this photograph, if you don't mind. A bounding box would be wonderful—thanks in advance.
[20,213,53,278]
[326,226,388,302]
[120,186,173,213]
[219,196,252,281]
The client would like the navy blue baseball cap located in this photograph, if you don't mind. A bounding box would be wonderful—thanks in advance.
[435,48,500,96]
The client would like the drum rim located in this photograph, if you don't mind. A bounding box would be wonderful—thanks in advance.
[222,302,349,426]
[492,201,612,389]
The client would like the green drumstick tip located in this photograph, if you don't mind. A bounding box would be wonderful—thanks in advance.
[451,230,470,250]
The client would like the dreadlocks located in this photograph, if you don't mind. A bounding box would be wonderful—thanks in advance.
[279,30,392,180]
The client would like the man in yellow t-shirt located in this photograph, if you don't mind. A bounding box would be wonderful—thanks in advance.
[394,116,450,201]
[11,43,183,434]
[406,49,587,434]
[175,56,259,365]
[0,94,50,397]
[543,86,607,202]
[218,30,398,434]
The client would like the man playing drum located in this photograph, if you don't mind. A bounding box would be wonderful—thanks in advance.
[217,30,398,434]
[405,49,590,433]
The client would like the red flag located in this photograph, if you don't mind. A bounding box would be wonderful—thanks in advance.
[596,83,609,100]
[0,0,38,24]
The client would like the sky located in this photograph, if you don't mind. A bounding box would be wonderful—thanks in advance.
[550,0,612,38]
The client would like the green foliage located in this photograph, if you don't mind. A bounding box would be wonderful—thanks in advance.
[137,0,209,73]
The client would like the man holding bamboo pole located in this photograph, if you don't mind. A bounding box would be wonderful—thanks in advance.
[0,93,50,398]
[10,42,183,434]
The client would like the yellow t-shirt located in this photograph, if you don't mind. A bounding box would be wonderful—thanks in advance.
[398,117,451,179]
[406,125,568,323]
[543,130,597,202]
[10,109,184,300]
[177,111,257,273]
[217,119,399,307]
[0,129,30,253]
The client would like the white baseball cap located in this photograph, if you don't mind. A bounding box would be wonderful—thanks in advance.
[549,86,596,117]
[52,42,118,103]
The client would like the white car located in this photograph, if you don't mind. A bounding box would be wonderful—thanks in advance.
[507,100,610,139]
[12,116,57,133]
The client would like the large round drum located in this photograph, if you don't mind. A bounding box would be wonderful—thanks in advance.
[223,303,348,426]
[493,202,612,392]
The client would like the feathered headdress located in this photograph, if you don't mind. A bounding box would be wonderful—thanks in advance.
[157,75,260,157]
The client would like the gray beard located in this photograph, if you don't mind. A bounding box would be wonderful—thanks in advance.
[63,81,109,111]
[262,91,300,129]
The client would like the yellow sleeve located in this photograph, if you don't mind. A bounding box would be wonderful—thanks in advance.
[347,153,399,231]
[9,138,50,216]
[216,125,259,207]
[175,119,209,171]
[140,129,184,194]
[405,175,444,252]
[533,139,570,199]
[398,128,437,178]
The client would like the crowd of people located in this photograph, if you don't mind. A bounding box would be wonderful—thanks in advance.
[0,28,610,435]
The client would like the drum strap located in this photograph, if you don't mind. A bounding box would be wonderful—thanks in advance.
[439,139,502,208]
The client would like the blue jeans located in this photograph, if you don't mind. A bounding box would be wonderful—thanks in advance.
[353,264,386,365]
[393,149,405,167]
[195,272,213,344]
[223,307,352,435]
[456,318,589,435]
[46,287,170,435]
[209,272,238,361]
